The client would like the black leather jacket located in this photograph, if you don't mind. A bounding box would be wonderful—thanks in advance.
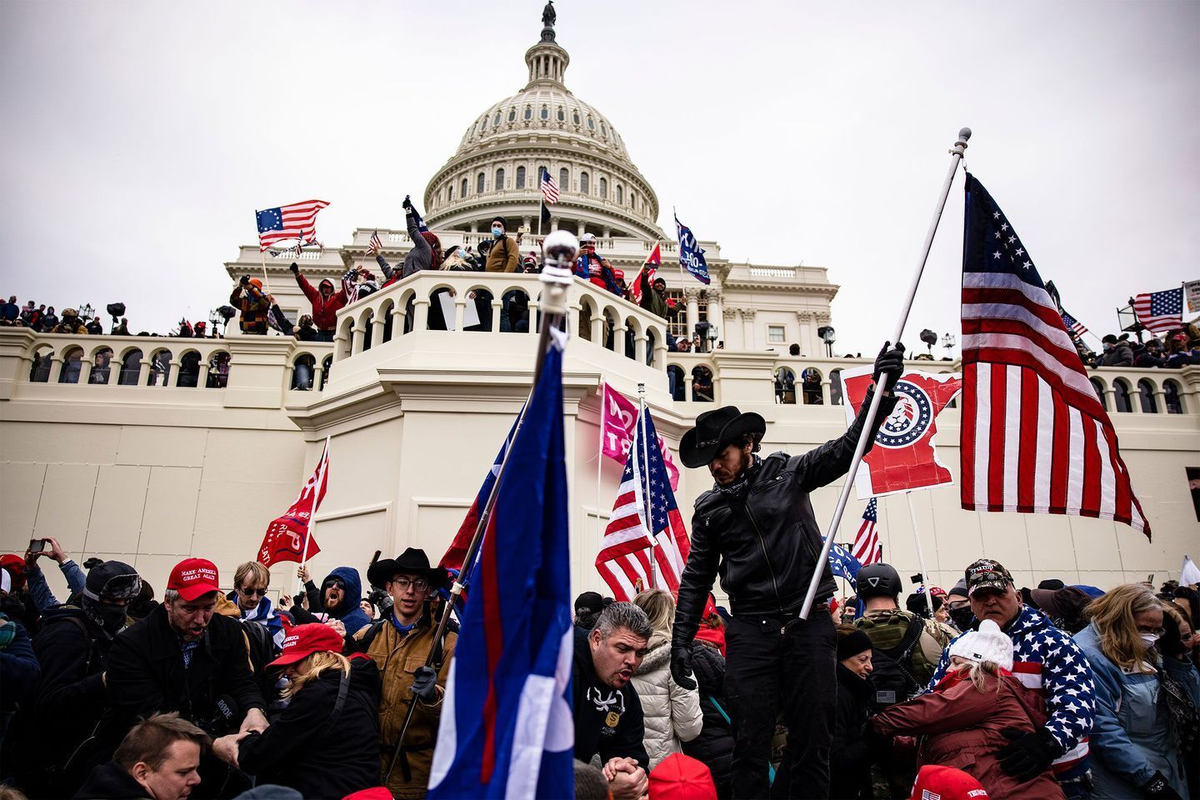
[674,389,897,644]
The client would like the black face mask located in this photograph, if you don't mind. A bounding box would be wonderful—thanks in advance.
[949,604,975,631]
[84,599,129,635]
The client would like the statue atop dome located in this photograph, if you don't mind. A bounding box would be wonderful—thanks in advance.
[540,1,556,41]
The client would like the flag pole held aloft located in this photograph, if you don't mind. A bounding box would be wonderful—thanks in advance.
[799,127,971,620]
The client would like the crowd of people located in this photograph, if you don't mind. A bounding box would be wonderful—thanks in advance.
[1,537,1196,800]
[1084,326,1200,369]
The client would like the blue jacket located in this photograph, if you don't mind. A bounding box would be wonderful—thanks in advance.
[1074,623,1187,798]
[25,559,87,613]
[0,617,39,713]
[323,567,372,636]
[929,605,1095,781]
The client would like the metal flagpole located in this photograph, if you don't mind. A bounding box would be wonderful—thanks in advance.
[638,382,657,589]
[904,491,936,619]
[384,231,579,784]
[596,382,606,563]
[296,436,329,596]
[800,127,971,619]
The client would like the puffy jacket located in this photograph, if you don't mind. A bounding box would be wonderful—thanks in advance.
[1099,342,1133,367]
[294,272,346,331]
[873,668,1064,799]
[674,390,897,644]
[1074,623,1187,799]
[629,632,703,769]
[831,662,875,799]
[230,283,270,334]
[929,605,1095,782]
[237,656,382,798]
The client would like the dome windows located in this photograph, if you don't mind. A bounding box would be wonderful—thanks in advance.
[461,178,469,198]
[540,106,549,120]
[559,167,569,191]
[600,122,608,138]
[495,167,505,190]
[616,184,623,204]
[493,111,501,127]
[477,172,485,194]
[587,116,595,131]
[508,108,516,122]
[580,172,589,195]
[598,177,607,199]
[448,184,454,201]
[516,166,526,189]
[557,107,565,122]
[524,106,533,121]
[573,110,580,125]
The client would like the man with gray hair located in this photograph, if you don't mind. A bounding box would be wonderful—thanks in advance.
[573,601,651,800]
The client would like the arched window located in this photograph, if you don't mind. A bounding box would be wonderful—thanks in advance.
[495,167,505,190]
[538,166,548,186]
[829,369,844,406]
[508,107,516,122]
[559,168,569,191]
[616,185,623,204]
[292,354,315,391]
[1113,379,1132,413]
[29,346,52,382]
[89,347,114,384]
[587,116,595,130]
[477,117,486,133]
[775,367,797,404]
[206,352,230,388]
[448,184,454,201]
[147,349,172,386]
[516,166,526,189]
[118,349,143,386]
[178,351,201,388]
[691,366,714,402]
[540,105,548,120]
[524,106,532,121]
[801,368,824,405]
[1164,379,1185,414]
[461,178,468,198]
[667,365,686,402]
[493,111,501,126]
[1136,379,1158,413]
[58,347,84,384]
[1089,377,1108,410]
[477,172,486,194]
[321,355,333,390]
[631,190,638,209]
[557,107,565,122]
[598,177,607,199]
[572,110,580,125]
[600,122,608,138]
[580,172,589,194]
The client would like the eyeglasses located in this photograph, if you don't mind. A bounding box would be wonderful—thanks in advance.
[1137,626,1165,637]
[239,586,268,597]
[392,578,430,593]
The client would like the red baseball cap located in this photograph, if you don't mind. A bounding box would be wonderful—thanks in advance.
[649,753,717,800]
[268,623,344,668]
[909,765,990,800]
[166,558,220,602]
[0,554,26,592]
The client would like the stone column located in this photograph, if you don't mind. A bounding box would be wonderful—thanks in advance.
[706,290,723,347]
[741,308,757,350]
[796,310,814,356]
[166,360,181,388]
[590,310,605,344]
[684,287,701,344]
[198,361,211,389]
[412,298,431,332]
[312,362,324,391]
[723,307,741,350]
[371,316,386,348]
[635,332,648,364]
[576,221,586,238]
[351,324,366,355]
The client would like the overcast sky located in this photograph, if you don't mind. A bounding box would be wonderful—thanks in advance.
[2,1,1196,354]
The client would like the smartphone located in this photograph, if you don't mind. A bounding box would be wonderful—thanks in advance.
[29,538,47,553]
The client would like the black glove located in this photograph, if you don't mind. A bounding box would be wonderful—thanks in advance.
[997,728,1058,782]
[411,665,439,703]
[860,721,892,753]
[402,194,413,211]
[1141,771,1182,799]
[289,261,299,274]
[872,341,905,392]
[670,644,696,690]
[239,275,250,286]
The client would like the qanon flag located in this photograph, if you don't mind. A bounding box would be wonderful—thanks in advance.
[257,439,329,567]
[675,214,710,285]
[841,366,962,499]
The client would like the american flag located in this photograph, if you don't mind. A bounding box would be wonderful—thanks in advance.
[1132,287,1184,334]
[366,230,383,256]
[1060,309,1089,341]
[596,407,690,600]
[851,498,882,565]
[960,174,1149,536]
[540,168,560,205]
[256,200,329,251]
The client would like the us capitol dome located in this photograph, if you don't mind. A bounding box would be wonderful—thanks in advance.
[422,8,662,241]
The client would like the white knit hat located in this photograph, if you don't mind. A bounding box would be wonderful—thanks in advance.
[947,619,1014,671]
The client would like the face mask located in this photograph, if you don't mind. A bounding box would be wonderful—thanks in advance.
[1140,632,1160,649]
[491,227,503,238]
[949,605,974,631]
[456,249,467,259]
[85,599,129,635]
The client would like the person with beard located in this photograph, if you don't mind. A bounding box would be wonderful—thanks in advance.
[3,561,141,796]
[290,262,347,342]
[297,566,372,638]
[669,344,905,800]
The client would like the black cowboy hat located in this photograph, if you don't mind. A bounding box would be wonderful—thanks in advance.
[679,406,766,468]
[367,547,448,591]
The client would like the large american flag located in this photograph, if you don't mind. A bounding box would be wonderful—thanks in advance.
[540,168,560,205]
[1132,287,1183,334]
[256,200,330,251]
[851,498,882,565]
[596,407,690,600]
[960,174,1149,536]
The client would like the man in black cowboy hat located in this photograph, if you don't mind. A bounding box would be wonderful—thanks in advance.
[356,548,455,797]
[670,343,905,799]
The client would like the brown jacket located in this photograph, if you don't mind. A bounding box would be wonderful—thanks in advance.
[484,235,519,272]
[872,670,1065,799]
[357,619,457,799]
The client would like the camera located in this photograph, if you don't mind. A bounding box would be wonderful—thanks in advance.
[29,538,47,553]
[105,302,126,319]
[368,587,393,617]
[911,573,924,585]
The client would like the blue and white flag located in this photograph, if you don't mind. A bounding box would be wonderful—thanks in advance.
[428,333,574,800]
[824,536,863,588]
[675,214,710,285]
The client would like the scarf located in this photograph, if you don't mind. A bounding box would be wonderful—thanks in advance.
[715,454,762,498]
[242,596,286,649]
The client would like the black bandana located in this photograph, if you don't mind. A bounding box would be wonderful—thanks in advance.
[715,454,762,498]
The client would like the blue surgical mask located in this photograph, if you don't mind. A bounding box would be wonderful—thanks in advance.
[491,227,503,238]
[456,249,467,259]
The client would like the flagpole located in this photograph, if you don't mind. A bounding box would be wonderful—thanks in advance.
[596,383,606,571]
[904,491,936,619]
[800,127,971,620]
[384,231,579,784]
[296,436,329,596]
[638,382,657,590]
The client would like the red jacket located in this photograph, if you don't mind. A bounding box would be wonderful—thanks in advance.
[871,670,1064,800]
[295,272,346,331]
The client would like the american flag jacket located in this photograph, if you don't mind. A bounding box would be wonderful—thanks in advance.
[928,604,1095,781]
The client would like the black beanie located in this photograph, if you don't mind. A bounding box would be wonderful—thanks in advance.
[83,560,141,602]
[836,629,873,661]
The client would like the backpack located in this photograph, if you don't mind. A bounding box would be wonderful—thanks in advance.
[859,612,925,711]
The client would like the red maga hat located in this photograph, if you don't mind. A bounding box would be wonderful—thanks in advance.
[166,558,220,602]
[268,623,344,668]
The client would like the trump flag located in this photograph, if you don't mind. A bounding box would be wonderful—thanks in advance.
[429,330,573,800]
[257,439,329,566]
[841,367,962,499]
[600,382,681,491]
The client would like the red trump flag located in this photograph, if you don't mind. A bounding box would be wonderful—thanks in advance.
[258,439,329,567]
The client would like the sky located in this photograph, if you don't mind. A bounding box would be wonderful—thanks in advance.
[1,1,1197,354]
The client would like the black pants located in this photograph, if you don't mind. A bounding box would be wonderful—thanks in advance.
[724,608,836,799]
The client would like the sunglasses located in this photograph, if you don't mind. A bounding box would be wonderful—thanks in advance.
[239,586,268,597]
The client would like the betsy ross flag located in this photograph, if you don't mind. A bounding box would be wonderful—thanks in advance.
[1132,287,1183,334]
[256,200,329,251]
[366,230,383,256]
[257,439,329,566]
[428,331,573,800]
[960,174,1149,536]
[596,408,691,601]
[627,243,663,304]
[852,498,882,565]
